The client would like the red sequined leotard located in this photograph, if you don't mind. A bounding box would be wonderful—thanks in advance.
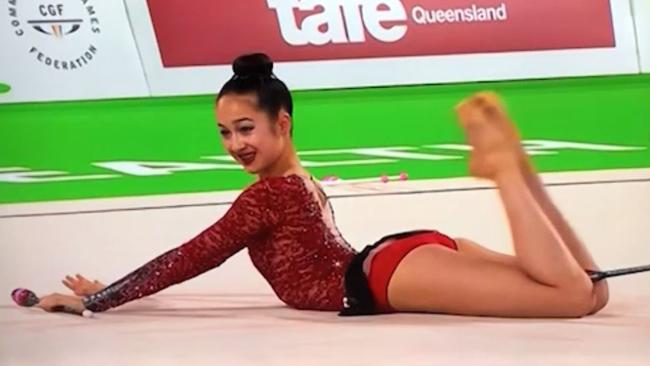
[83,175,357,312]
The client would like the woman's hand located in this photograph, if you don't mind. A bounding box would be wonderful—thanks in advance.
[38,293,85,314]
[62,274,106,297]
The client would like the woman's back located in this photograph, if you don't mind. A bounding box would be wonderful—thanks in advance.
[247,174,356,310]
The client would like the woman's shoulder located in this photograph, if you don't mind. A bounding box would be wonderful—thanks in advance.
[241,174,306,198]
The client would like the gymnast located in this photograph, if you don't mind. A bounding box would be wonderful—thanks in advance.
[31,53,615,318]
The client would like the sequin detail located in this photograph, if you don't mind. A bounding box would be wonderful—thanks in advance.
[83,175,357,312]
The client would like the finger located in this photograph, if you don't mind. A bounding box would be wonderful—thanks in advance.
[66,278,80,287]
[62,279,74,289]
[75,274,86,281]
[66,275,81,286]
[62,281,82,295]
[37,296,54,311]
[40,302,64,313]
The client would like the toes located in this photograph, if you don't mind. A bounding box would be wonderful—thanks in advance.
[472,91,500,104]
[455,103,483,128]
[473,93,506,119]
[455,92,506,125]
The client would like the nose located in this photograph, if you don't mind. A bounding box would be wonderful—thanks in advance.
[230,134,246,152]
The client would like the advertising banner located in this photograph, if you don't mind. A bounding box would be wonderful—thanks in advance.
[127,0,639,96]
[151,0,615,67]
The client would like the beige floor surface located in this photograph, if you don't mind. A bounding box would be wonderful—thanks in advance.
[1,169,649,366]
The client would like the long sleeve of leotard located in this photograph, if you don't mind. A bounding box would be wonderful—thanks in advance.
[82,180,282,312]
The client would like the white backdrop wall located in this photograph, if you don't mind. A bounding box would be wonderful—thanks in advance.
[0,0,149,104]
[632,0,650,72]
[0,0,646,104]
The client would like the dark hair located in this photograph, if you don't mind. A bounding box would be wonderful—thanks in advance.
[217,53,294,135]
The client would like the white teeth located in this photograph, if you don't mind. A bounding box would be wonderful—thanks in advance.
[239,153,255,162]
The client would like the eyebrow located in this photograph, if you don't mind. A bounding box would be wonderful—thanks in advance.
[218,118,252,128]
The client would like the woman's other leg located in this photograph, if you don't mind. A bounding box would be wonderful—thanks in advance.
[455,94,608,313]
[386,93,595,317]
[519,158,609,313]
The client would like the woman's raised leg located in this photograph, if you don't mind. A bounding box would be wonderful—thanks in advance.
[386,93,596,317]
[454,94,608,314]
[518,158,609,313]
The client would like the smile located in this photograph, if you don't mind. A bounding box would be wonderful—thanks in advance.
[238,152,256,165]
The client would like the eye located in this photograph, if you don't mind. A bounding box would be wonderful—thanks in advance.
[239,126,254,133]
[219,130,231,137]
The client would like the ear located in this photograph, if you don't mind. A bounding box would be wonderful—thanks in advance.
[276,111,292,137]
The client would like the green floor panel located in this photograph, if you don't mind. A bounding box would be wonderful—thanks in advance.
[0,74,649,204]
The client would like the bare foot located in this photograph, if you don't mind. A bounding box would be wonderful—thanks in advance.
[454,92,525,180]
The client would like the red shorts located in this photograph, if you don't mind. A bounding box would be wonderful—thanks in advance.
[365,231,458,313]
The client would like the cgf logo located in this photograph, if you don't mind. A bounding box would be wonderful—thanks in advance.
[7,0,102,70]
[266,0,408,46]
[29,4,82,38]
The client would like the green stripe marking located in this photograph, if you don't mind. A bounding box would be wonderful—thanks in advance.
[0,83,11,94]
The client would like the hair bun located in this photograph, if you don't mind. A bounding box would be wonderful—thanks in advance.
[233,53,273,78]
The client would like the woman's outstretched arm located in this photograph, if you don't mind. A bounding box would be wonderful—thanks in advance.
[81,179,282,312]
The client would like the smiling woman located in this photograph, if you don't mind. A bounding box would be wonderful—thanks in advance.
[0,83,11,94]
[215,53,301,178]
[33,53,615,319]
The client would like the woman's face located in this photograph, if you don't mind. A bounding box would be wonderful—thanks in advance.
[215,94,289,175]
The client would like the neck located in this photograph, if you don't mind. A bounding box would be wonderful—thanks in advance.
[258,144,306,179]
